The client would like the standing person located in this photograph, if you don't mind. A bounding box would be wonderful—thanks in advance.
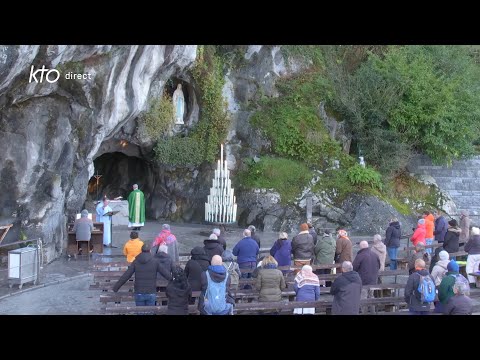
[123,231,144,263]
[112,242,171,306]
[438,260,466,313]
[411,218,426,247]
[255,255,286,303]
[423,211,435,255]
[371,234,387,271]
[404,258,435,315]
[307,223,318,246]
[203,234,224,261]
[127,184,145,231]
[293,265,320,315]
[330,261,362,315]
[408,243,428,275]
[385,218,401,270]
[184,246,210,292]
[199,255,235,315]
[433,210,448,244]
[96,199,113,247]
[353,240,381,285]
[248,225,261,248]
[153,245,175,282]
[335,229,353,272]
[153,224,179,263]
[464,227,480,287]
[166,267,192,315]
[313,230,336,271]
[443,219,461,256]
[232,229,259,285]
[431,250,450,287]
[292,223,315,273]
[459,210,471,244]
[443,279,473,315]
[222,250,241,290]
[72,209,94,254]
[212,228,227,250]
[269,232,292,269]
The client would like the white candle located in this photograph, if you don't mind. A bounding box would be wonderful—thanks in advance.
[217,160,220,172]
[221,143,223,164]
[233,204,237,222]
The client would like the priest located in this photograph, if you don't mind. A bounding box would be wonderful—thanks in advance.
[96,199,113,246]
[128,184,145,231]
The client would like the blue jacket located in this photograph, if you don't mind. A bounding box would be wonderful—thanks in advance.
[269,239,292,267]
[434,216,448,243]
[233,237,259,264]
[294,283,320,302]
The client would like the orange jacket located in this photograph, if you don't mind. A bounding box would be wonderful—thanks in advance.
[424,214,434,239]
[123,238,144,263]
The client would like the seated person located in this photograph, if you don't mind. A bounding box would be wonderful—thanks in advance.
[72,209,93,253]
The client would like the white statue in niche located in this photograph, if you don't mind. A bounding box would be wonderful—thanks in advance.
[359,156,366,168]
[172,83,185,125]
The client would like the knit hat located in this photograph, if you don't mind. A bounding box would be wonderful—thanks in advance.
[439,250,449,261]
[418,219,425,225]
[448,219,458,227]
[222,249,234,262]
[447,260,459,273]
[300,223,309,231]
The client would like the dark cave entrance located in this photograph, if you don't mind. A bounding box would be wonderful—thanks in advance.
[87,152,154,206]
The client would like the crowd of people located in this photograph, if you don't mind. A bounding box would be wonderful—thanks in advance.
[71,206,479,315]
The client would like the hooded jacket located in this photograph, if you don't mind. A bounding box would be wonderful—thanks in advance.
[431,259,450,286]
[371,241,387,272]
[199,266,234,314]
[404,269,434,312]
[411,223,426,247]
[184,247,211,291]
[203,239,224,261]
[460,213,470,242]
[424,214,435,239]
[255,267,286,302]
[112,252,171,294]
[314,234,336,265]
[154,251,175,281]
[443,227,461,253]
[438,271,459,305]
[385,221,401,248]
[434,216,448,243]
[330,270,362,315]
[166,280,192,315]
[270,238,292,267]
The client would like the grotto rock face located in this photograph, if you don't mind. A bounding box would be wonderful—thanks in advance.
[0,45,197,261]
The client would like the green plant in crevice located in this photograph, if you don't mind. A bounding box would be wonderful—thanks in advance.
[143,91,174,140]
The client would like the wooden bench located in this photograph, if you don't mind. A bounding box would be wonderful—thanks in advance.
[100,291,201,305]
[468,272,480,288]
[103,304,200,315]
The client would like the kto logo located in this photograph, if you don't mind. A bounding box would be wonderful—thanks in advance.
[29,65,60,83]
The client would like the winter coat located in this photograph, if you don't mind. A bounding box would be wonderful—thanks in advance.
[444,295,473,315]
[251,232,261,248]
[184,247,210,291]
[217,234,227,250]
[123,238,144,263]
[411,223,426,247]
[294,283,320,302]
[371,241,387,272]
[404,269,434,312]
[335,236,353,263]
[199,266,234,314]
[330,271,362,315]
[203,239,224,261]
[313,235,336,265]
[255,268,286,302]
[431,259,449,286]
[385,221,401,248]
[464,235,480,255]
[408,250,429,275]
[352,248,380,285]
[443,227,461,254]
[166,281,192,315]
[223,261,241,289]
[438,271,459,305]
[112,252,172,294]
[292,232,314,260]
[309,228,318,246]
[154,251,175,282]
[425,214,435,239]
[269,239,292,267]
[434,216,448,243]
[460,215,470,243]
[232,237,259,264]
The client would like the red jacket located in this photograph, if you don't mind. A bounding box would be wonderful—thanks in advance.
[411,224,426,247]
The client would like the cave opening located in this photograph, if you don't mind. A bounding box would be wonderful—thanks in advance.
[87,152,154,211]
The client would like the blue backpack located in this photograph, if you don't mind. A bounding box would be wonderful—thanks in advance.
[204,271,229,315]
[417,274,436,303]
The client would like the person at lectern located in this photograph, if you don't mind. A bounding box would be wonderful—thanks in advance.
[96,199,113,246]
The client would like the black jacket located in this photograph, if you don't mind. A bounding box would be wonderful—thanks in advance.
[217,234,227,250]
[443,227,461,253]
[443,295,473,315]
[465,235,480,255]
[112,252,171,294]
[203,239,224,261]
[251,232,261,248]
[166,281,192,315]
[199,268,234,314]
[154,251,175,281]
[404,269,434,312]
[184,247,210,291]
[385,221,401,248]
[352,248,380,285]
[292,232,314,260]
[309,228,318,246]
[330,271,362,315]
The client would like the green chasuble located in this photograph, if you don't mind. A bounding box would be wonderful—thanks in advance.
[128,189,145,224]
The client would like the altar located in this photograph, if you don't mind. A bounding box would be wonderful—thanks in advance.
[106,200,130,226]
